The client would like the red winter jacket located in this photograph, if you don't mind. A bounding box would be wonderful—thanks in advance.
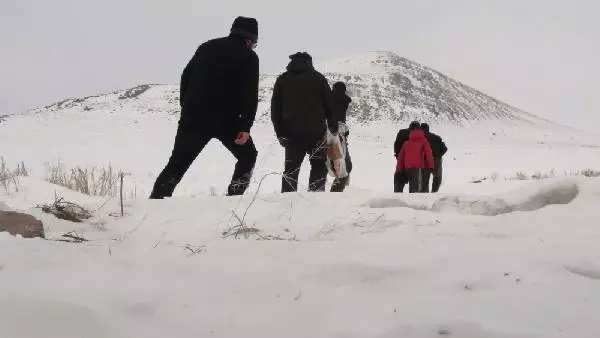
[396,129,434,172]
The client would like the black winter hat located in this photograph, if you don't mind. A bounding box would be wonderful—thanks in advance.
[409,120,420,130]
[421,123,430,132]
[286,52,313,71]
[230,16,258,42]
[333,81,346,92]
[289,51,312,60]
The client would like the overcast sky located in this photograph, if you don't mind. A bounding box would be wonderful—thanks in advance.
[2,0,598,130]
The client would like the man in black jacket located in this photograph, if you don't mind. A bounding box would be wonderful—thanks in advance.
[420,123,448,193]
[149,16,260,199]
[330,81,352,192]
[393,120,420,193]
[271,52,336,192]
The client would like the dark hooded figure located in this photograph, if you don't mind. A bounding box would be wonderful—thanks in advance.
[420,123,448,192]
[330,81,353,192]
[270,52,336,192]
[149,16,260,199]
[393,120,420,193]
[331,81,351,124]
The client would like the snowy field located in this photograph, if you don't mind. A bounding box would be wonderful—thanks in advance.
[2,110,600,337]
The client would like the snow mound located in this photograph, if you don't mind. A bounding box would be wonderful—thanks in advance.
[431,180,579,216]
[1,177,104,212]
[564,264,600,281]
[0,295,116,338]
[367,180,579,216]
[0,201,12,211]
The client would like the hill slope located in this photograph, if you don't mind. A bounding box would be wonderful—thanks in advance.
[316,51,548,124]
[18,51,553,127]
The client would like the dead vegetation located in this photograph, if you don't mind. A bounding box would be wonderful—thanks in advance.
[0,157,28,193]
[473,168,600,183]
[222,220,294,241]
[576,169,600,178]
[222,171,299,241]
[39,196,93,223]
[54,231,90,243]
[510,169,600,180]
[45,160,121,197]
[182,244,207,256]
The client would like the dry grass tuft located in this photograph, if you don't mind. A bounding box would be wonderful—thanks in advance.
[45,160,120,197]
[0,157,28,193]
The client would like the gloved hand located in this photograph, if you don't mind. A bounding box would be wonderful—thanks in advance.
[278,137,288,148]
[234,132,250,145]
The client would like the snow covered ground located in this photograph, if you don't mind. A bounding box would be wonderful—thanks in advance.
[1,110,600,337]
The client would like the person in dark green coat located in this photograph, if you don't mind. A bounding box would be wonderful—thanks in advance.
[271,52,337,192]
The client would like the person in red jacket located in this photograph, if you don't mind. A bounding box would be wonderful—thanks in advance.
[396,124,434,193]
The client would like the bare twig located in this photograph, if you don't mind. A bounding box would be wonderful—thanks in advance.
[223,221,261,239]
[120,172,124,216]
[61,231,89,242]
[183,244,207,255]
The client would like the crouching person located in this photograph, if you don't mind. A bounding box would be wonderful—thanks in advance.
[396,124,434,193]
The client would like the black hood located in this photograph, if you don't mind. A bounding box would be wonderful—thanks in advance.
[286,52,314,72]
[332,87,352,103]
[333,81,351,103]
[332,81,346,92]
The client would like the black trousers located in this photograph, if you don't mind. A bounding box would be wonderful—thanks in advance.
[394,171,408,193]
[405,168,423,193]
[150,123,257,199]
[282,138,327,193]
[330,132,352,192]
[395,169,425,193]
[421,169,431,193]
[420,158,443,193]
[432,157,443,193]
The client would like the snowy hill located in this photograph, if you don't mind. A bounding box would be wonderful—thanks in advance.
[318,51,549,124]
[16,51,553,127]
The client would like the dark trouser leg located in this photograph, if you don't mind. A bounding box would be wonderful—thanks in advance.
[394,171,408,193]
[282,142,305,193]
[218,133,258,196]
[307,139,327,192]
[406,168,421,193]
[421,169,431,193]
[432,158,443,193]
[150,124,210,199]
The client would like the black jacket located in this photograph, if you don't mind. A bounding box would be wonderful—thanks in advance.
[331,88,351,124]
[270,57,334,142]
[425,132,448,158]
[179,35,259,132]
[394,128,410,157]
